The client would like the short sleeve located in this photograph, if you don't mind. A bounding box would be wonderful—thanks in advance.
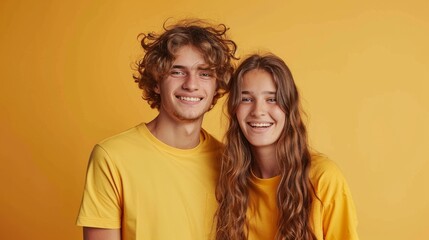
[76,144,123,229]
[313,159,359,240]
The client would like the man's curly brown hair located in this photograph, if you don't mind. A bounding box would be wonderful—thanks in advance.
[133,19,238,110]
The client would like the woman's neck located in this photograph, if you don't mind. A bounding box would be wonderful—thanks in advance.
[252,146,280,178]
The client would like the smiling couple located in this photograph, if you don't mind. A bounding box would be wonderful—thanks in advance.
[77,19,359,240]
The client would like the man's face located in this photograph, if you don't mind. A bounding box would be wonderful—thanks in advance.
[155,45,217,124]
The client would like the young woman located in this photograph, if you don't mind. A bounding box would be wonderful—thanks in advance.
[215,54,359,240]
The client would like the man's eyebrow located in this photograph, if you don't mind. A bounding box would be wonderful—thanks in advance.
[171,65,186,69]
[197,66,213,71]
[170,65,213,70]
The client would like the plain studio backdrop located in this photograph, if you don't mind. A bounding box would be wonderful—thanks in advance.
[0,0,428,239]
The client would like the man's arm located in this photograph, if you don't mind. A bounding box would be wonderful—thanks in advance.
[83,227,121,240]
[78,145,123,239]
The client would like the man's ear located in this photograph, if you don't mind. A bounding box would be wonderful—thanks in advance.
[154,84,160,94]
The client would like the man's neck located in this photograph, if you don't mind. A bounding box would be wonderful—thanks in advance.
[146,116,203,149]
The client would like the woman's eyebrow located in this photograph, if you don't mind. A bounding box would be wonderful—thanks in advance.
[241,90,276,94]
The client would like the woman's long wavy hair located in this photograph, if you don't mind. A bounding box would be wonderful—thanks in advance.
[216,54,316,240]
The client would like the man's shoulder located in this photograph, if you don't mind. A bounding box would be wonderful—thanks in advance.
[201,129,224,150]
[97,123,144,150]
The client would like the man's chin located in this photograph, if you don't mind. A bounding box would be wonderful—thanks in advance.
[174,111,206,122]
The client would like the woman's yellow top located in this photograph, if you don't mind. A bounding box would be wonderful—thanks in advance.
[247,155,359,240]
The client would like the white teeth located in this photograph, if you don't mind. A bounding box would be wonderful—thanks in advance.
[178,96,202,102]
[249,122,272,128]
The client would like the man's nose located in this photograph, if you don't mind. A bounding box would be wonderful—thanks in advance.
[182,73,199,91]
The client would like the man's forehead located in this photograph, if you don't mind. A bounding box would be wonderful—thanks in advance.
[168,45,216,71]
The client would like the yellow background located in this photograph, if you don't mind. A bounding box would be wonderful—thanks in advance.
[1,0,428,239]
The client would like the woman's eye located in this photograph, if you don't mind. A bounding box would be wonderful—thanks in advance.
[241,97,252,103]
[267,98,277,103]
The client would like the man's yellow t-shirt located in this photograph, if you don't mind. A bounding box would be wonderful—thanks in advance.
[247,155,359,240]
[77,123,222,240]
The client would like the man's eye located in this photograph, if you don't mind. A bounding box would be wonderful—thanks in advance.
[200,72,213,78]
[171,71,185,76]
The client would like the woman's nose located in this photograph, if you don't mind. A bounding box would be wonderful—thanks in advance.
[250,101,266,117]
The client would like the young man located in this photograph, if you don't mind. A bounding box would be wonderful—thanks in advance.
[76,19,237,240]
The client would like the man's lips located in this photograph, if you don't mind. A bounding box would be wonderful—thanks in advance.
[176,96,203,102]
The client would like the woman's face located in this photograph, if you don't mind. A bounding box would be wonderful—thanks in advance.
[236,69,286,152]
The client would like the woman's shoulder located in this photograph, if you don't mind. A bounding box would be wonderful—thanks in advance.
[309,154,342,178]
[309,153,351,203]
